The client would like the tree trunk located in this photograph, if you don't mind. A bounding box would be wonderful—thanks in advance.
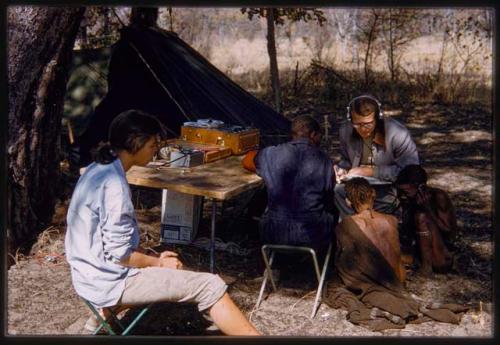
[364,11,379,86]
[389,10,395,82]
[294,61,299,96]
[388,10,397,104]
[130,7,159,28]
[168,7,174,31]
[7,7,85,254]
[266,8,282,113]
[436,30,448,83]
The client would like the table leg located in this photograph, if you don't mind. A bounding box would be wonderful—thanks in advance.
[210,199,216,273]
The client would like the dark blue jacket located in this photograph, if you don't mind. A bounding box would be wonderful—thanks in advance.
[255,138,336,251]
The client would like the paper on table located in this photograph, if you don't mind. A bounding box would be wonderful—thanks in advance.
[340,175,392,185]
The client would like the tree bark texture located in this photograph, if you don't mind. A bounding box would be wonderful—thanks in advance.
[7,7,85,251]
[266,8,282,114]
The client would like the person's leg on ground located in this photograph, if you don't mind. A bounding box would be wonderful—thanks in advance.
[118,267,260,335]
[414,212,434,275]
[414,211,453,273]
[426,214,453,272]
[208,293,261,335]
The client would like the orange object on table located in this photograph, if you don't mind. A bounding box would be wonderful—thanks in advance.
[180,126,259,155]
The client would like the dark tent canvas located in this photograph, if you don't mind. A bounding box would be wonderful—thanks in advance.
[77,26,291,165]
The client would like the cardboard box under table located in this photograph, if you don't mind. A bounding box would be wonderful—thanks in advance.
[159,148,204,245]
[126,156,263,272]
[160,189,202,244]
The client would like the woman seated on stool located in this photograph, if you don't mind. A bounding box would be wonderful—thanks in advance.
[65,109,260,335]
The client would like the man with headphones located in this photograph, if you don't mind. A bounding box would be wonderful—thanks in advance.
[334,95,419,218]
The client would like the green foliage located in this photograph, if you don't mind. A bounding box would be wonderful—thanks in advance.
[65,7,129,140]
[241,7,326,26]
[63,47,111,138]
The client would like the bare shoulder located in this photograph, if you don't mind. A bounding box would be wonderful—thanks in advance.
[429,186,453,207]
[385,213,398,227]
[336,216,363,237]
[374,211,397,227]
[349,214,369,230]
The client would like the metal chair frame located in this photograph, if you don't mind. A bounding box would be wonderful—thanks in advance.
[255,242,333,318]
[83,299,153,335]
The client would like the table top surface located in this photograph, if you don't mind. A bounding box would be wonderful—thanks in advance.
[126,155,263,200]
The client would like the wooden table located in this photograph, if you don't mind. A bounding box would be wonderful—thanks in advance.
[126,155,263,272]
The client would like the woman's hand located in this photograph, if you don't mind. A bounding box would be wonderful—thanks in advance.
[158,251,183,269]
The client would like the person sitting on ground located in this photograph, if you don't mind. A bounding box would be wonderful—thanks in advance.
[242,115,337,257]
[328,177,467,331]
[395,164,456,275]
[336,177,406,283]
[65,109,260,336]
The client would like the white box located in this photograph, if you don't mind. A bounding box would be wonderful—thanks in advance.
[160,148,204,244]
[160,189,202,244]
[170,150,204,168]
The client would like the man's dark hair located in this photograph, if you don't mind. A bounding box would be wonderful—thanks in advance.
[396,164,428,185]
[291,115,321,138]
[350,96,385,140]
[352,97,379,118]
[345,177,376,211]
[94,109,165,164]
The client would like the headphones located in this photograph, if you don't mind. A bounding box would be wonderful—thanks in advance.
[346,95,384,121]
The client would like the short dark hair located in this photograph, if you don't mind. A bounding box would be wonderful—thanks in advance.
[291,115,321,138]
[95,109,165,164]
[344,177,376,211]
[352,97,379,118]
[396,164,428,185]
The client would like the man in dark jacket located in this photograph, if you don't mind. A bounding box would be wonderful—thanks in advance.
[334,95,419,217]
[243,115,337,255]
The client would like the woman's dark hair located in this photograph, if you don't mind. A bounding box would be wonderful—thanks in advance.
[94,109,165,164]
[396,164,428,186]
[344,177,376,212]
[291,115,321,138]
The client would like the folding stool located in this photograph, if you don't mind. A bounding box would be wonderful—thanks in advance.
[82,299,153,335]
[255,242,333,318]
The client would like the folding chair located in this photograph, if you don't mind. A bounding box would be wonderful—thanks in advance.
[82,299,153,335]
[255,242,333,318]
